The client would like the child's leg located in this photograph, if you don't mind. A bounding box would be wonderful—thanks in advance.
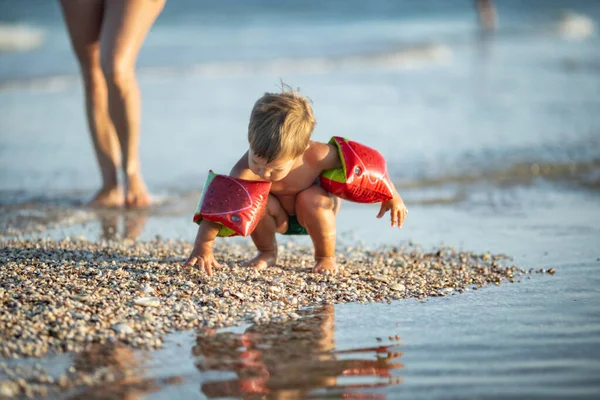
[296,185,341,273]
[243,194,289,270]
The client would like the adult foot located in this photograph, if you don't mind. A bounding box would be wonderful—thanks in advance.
[313,256,338,274]
[242,250,277,270]
[125,174,151,208]
[90,185,124,208]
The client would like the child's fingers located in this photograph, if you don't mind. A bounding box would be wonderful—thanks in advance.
[204,260,213,277]
[376,206,387,219]
[398,207,407,228]
[391,209,398,227]
[212,259,222,269]
[183,256,197,267]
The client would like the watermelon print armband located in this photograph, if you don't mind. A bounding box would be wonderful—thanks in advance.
[193,171,272,237]
[319,136,394,203]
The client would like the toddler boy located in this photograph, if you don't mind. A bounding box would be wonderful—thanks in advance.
[184,86,407,275]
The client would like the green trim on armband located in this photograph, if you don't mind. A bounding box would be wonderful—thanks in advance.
[323,136,349,183]
[321,167,346,184]
[217,225,236,237]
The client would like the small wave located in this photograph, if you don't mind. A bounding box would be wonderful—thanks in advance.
[182,42,452,76]
[0,23,45,52]
[556,11,595,40]
[396,159,600,192]
[0,43,451,92]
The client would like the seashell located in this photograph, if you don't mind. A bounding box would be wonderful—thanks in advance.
[134,296,160,307]
[438,287,454,296]
[389,283,406,292]
[70,294,90,301]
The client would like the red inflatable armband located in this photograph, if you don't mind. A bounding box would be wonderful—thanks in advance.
[193,171,271,237]
[320,136,393,203]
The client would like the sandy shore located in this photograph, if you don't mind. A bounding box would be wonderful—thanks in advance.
[0,237,538,398]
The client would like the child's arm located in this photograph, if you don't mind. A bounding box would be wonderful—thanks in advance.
[314,142,344,171]
[316,140,407,228]
[184,220,222,275]
[184,152,257,275]
[229,151,260,180]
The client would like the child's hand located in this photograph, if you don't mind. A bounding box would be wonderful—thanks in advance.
[376,193,408,228]
[183,243,222,276]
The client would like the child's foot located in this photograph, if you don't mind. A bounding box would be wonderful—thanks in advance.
[125,173,151,208]
[90,185,124,208]
[242,250,277,270]
[313,256,338,274]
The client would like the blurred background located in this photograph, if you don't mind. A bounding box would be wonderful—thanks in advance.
[0,0,599,239]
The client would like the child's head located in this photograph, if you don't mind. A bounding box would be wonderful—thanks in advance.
[248,85,316,181]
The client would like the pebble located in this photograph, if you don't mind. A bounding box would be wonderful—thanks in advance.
[111,323,134,335]
[371,275,389,283]
[438,288,455,296]
[70,294,90,302]
[0,381,18,397]
[134,297,160,307]
[389,283,405,292]
[141,284,154,294]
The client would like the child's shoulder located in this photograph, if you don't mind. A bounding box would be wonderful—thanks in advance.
[304,140,340,170]
[305,140,332,159]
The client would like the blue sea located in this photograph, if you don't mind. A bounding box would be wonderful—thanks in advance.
[1,0,600,398]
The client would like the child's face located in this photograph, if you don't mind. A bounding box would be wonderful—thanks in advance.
[248,149,297,182]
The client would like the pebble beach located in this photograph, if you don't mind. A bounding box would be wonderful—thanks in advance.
[0,236,536,398]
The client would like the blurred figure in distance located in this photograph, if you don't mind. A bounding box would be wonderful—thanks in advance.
[475,0,498,32]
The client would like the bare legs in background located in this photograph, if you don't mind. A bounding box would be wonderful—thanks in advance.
[59,0,165,207]
[475,0,498,32]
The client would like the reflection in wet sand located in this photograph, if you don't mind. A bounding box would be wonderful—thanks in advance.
[0,203,149,240]
[66,344,182,400]
[193,305,403,398]
[98,209,149,241]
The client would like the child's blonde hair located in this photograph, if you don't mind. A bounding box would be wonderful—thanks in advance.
[248,84,316,162]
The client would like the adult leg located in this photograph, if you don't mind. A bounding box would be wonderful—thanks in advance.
[243,194,289,270]
[59,0,123,207]
[296,186,340,273]
[100,0,166,207]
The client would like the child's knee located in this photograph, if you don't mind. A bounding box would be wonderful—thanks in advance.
[265,194,288,233]
[296,186,336,217]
